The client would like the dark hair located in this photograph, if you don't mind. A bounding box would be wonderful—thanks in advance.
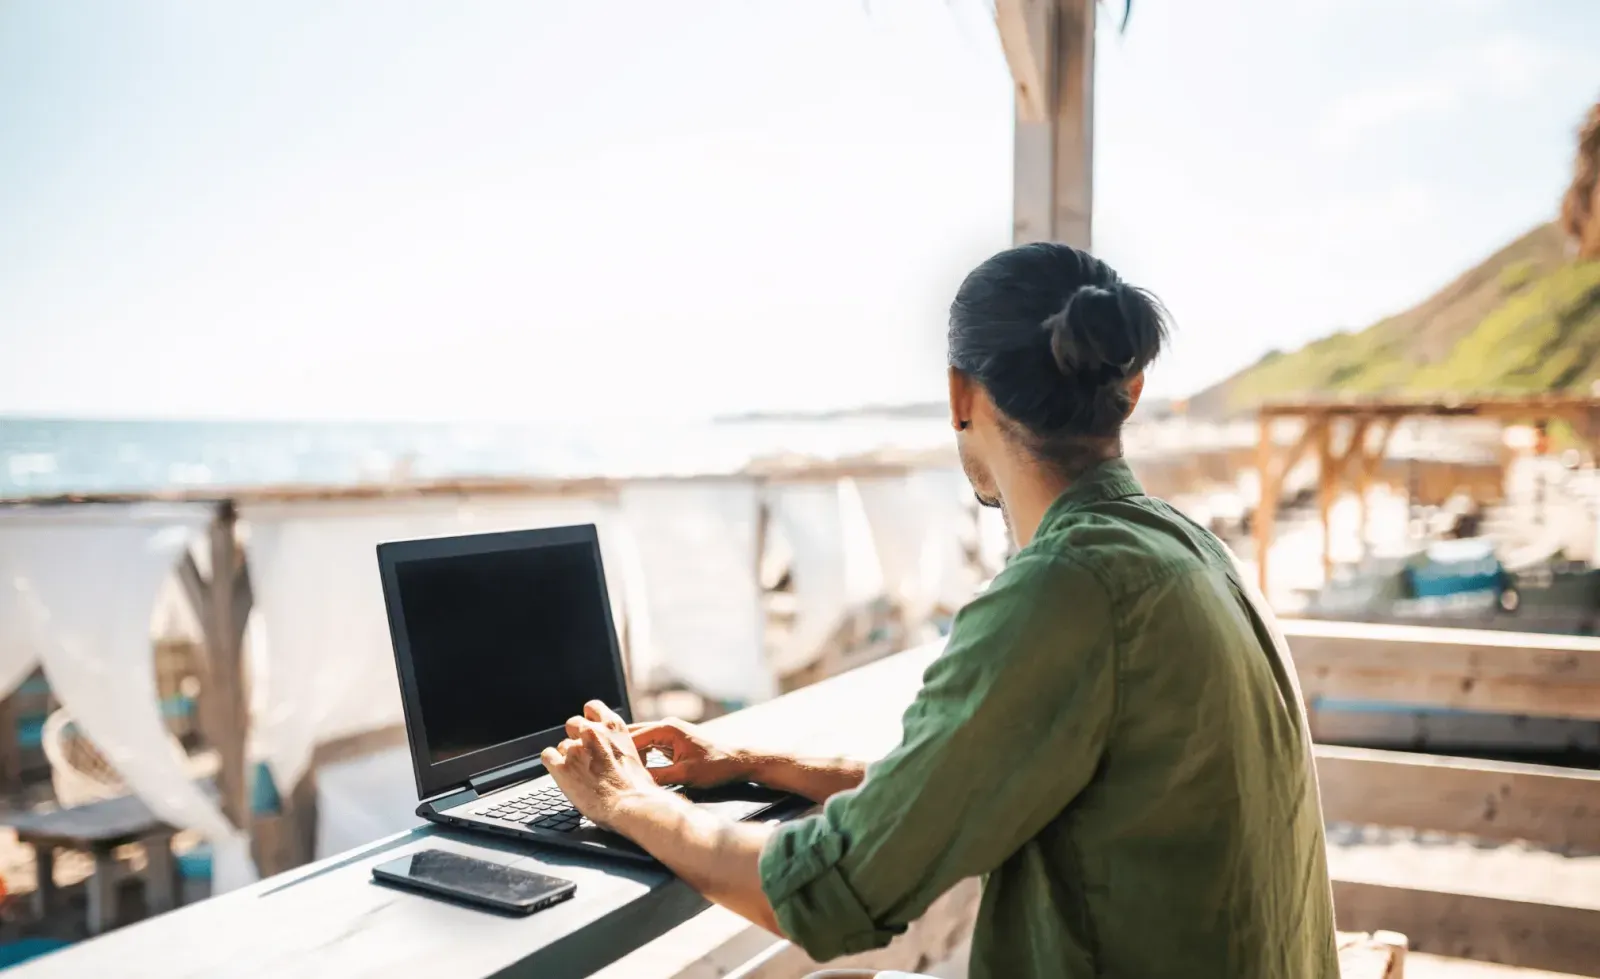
[948,242,1169,474]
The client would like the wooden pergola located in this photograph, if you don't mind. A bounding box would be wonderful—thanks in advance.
[1253,393,1600,593]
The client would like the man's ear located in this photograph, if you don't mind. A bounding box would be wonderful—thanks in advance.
[948,367,973,431]
[1126,371,1146,416]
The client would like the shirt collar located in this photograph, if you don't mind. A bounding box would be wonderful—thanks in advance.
[1040,458,1145,525]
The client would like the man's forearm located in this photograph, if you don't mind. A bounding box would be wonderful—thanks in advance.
[612,790,783,935]
[732,751,867,804]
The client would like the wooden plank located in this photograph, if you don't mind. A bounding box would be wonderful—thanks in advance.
[994,0,1051,124]
[1315,745,1600,850]
[1333,879,1600,977]
[1260,394,1600,420]
[1300,668,1600,721]
[1256,412,1278,593]
[1283,619,1600,683]
[0,690,20,793]
[1012,0,1095,249]
[200,505,251,833]
[1285,619,1600,719]
[1318,417,1336,581]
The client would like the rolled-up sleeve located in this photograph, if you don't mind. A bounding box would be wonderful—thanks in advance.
[758,553,1117,961]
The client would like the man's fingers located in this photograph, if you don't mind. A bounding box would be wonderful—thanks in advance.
[540,746,563,770]
[565,716,585,739]
[649,763,689,785]
[558,737,583,757]
[579,725,606,753]
[628,722,675,748]
[584,700,627,732]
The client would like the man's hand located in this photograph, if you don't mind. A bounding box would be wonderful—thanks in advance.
[541,700,669,831]
[628,717,751,788]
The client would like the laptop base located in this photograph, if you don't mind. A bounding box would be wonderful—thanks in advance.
[419,776,801,864]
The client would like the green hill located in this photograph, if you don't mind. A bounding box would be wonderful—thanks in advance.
[1188,223,1600,416]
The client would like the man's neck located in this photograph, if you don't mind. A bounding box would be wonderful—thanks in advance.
[995,467,1072,549]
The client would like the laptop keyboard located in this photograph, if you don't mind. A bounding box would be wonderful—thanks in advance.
[475,785,593,833]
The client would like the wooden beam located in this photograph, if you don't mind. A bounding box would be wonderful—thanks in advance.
[198,504,251,833]
[1012,0,1095,248]
[1302,668,1600,720]
[1255,416,1321,593]
[1333,879,1600,976]
[994,0,1051,124]
[1283,619,1600,683]
[1315,744,1600,850]
[1317,417,1335,581]
[1287,619,1600,720]
[1255,413,1276,593]
[1260,393,1600,420]
[0,692,19,794]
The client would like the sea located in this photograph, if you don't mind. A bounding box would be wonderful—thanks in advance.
[0,414,954,498]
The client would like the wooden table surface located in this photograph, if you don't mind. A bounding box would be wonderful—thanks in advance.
[13,646,942,979]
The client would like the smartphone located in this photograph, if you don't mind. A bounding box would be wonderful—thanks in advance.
[371,849,576,915]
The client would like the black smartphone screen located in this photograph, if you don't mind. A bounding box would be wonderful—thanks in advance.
[372,849,576,914]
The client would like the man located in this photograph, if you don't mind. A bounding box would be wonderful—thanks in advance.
[544,243,1339,978]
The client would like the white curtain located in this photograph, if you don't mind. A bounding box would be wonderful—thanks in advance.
[0,505,257,892]
[312,746,419,859]
[767,480,883,675]
[243,497,610,794]
[618,480,773,706]
[855,469,980,621]
[0,541,43,702]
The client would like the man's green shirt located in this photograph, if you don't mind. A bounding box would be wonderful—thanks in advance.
[759,460,1338,978]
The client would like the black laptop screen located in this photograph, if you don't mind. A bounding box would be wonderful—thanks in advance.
[392,540,622,766]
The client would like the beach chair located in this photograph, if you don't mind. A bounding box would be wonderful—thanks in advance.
[39,711,216,810]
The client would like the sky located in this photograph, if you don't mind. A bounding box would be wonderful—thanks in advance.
[1,0,1596,422]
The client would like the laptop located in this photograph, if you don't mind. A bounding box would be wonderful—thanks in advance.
[376,523,791,863]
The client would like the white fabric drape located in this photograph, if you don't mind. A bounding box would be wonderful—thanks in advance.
[312,746,420,859]
[767,480,883,676]
[855,469,980,621]
[618,481,773,706]
[0,544,42,702]
[0,506,257,892]
[243,497,610,793]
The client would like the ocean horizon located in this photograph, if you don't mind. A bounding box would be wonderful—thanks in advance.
[0,413,954,498]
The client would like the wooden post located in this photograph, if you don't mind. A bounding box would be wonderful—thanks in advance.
[1255,414,1277,594]
[194,503,251,835]
[1317,416,1335,582]
[1255,414,1321,595]
[0,692,19,795]
[1340,418,1370,555]
[1011,0,1095,248]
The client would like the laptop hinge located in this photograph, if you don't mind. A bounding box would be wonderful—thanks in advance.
[468,757,544,796]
